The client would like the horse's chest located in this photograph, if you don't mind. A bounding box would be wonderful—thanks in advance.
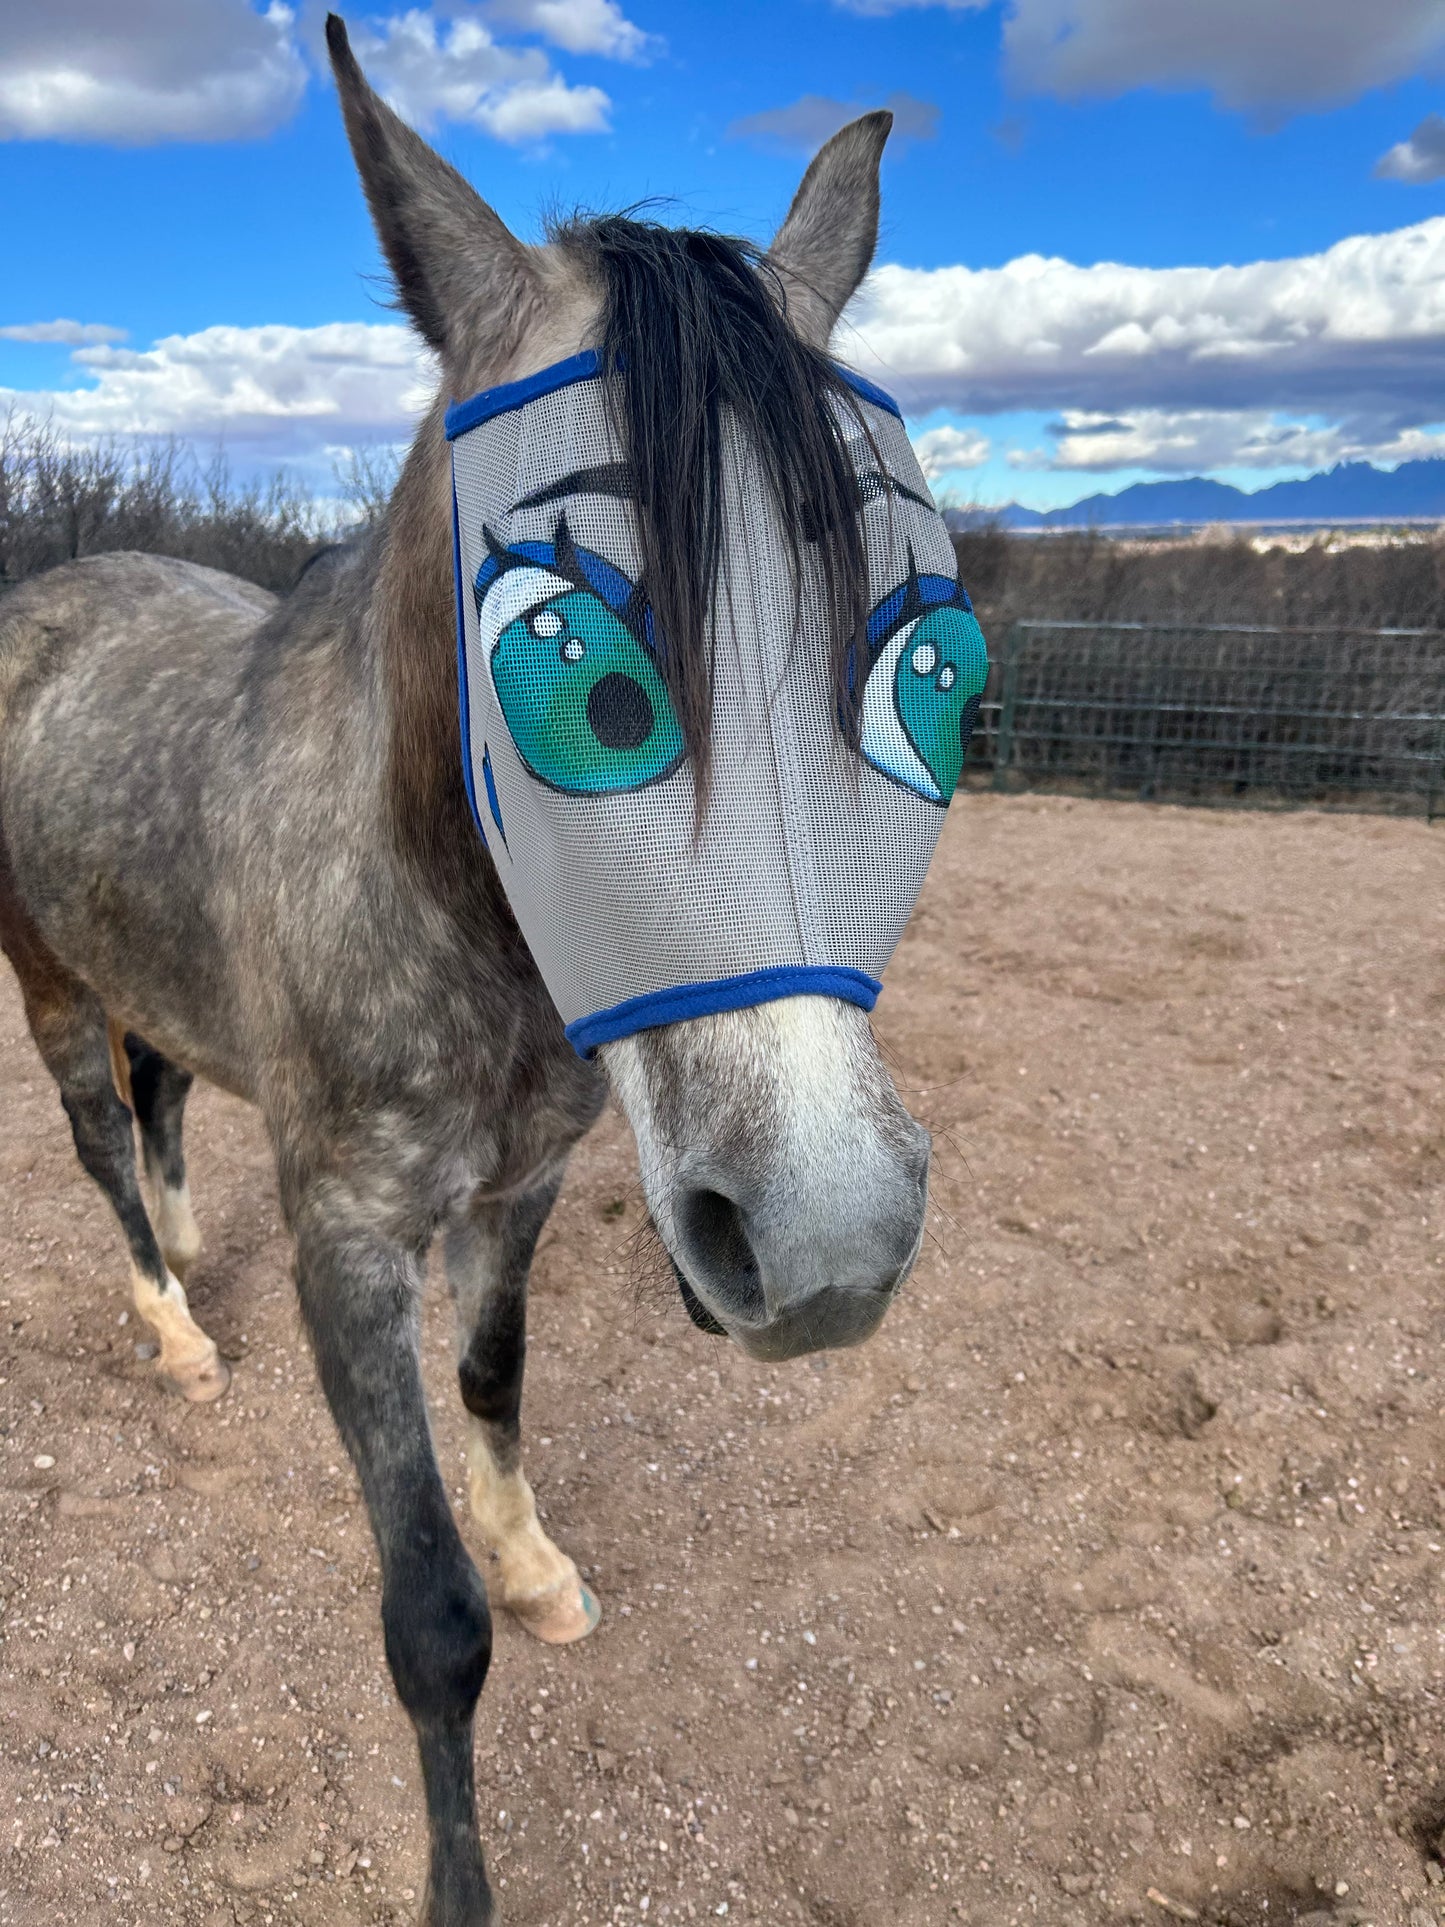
[426,1047,607,1211]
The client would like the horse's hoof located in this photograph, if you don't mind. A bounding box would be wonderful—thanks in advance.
[508,1571,602,1645]
[160,1349,231,1404]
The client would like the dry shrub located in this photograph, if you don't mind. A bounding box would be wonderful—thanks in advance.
[0,413,398,595]
[955,524,1445,637]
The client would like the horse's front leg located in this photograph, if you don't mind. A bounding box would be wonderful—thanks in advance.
[290,1180,493,1926]
[446,1171,601,1644]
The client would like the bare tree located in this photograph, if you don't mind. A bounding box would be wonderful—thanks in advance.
[0,415,345,593]
[334,443,402,530]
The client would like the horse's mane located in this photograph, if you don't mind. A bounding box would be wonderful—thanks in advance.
[550,214,875,801]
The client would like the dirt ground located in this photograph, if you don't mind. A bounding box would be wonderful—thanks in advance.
[1,793,1443,1927]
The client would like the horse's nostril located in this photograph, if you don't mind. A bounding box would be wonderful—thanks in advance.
[676,1186,765,1323]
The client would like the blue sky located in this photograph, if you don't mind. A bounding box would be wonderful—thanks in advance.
[4,0,1445,510]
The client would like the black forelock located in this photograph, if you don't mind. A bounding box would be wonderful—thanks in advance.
[549,212,878,804]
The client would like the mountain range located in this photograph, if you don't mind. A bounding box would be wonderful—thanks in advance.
[946,457,1445,532]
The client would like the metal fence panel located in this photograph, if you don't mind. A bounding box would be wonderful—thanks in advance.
[964,621,1445,816]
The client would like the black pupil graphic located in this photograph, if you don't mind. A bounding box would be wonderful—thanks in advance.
[587,672,654,751]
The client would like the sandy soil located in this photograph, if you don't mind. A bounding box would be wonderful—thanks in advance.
[1,794,1443,1927]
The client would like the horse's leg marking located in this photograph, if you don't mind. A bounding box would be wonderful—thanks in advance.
[146,1170,203,1281]
[466,1418,600,1645]
[130,1259,230,1403]
[9,979,229,1405]
[126,1036,204,1280]
[448,1175,600,1645]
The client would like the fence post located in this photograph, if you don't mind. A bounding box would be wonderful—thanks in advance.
[992,623,1021,793]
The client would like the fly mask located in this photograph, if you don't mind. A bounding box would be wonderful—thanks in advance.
[447,352,988,1056]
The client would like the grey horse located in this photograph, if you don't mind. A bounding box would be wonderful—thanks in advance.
[0,18,937,1922]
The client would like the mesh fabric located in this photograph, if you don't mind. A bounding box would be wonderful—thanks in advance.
[447,355,986,1051]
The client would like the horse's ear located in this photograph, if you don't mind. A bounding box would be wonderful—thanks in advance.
[766,111,891,349]
[325,13,537,362]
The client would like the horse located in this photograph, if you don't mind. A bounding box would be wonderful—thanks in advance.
[0,18,975,1922]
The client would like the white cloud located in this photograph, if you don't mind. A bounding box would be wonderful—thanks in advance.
[0,320,127,346]
[1027,409,1357,474]
[730,90,938,150]
[484,0,653,60]
[913,424,990,477]
[1,321,434,468]
[1365,423,1445,462]
[355,8,611,140]
[1378,112,1445,183]
[0,1,643,147]
[17,212,1445,491]
[844,218,1445,450]
[833,0,1445,112]
[1003,0,1445,111]
[477,72,612,139]
[0,0,307,144]
[1005,405,1445,476]
[352,3,657,141]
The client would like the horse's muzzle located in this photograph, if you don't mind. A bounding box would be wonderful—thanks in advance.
[667,1133,928,1360]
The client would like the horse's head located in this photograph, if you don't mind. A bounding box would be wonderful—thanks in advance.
[330,17,984,1361]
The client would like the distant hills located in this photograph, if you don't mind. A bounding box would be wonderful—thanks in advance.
[947,458,1445,532]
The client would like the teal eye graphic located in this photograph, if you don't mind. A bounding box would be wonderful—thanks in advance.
[474,517,685,797]
[858,563,988,805]
[492,587,684,794]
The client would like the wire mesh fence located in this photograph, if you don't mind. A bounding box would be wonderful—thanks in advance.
[964,621,1445,817]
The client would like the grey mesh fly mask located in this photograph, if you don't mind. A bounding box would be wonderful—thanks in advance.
[447,352,988,1056]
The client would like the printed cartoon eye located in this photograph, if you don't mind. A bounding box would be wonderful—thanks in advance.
[474,520,684,796]
[858,565,988,805]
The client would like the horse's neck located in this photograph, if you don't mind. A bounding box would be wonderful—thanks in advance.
[370,401,485,893]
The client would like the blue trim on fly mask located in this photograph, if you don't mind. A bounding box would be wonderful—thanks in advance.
[451,476,488,847]
[564,965,882,1057]
[446,351,602,438]
[445,351,902,441]
[836,368,904,419]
